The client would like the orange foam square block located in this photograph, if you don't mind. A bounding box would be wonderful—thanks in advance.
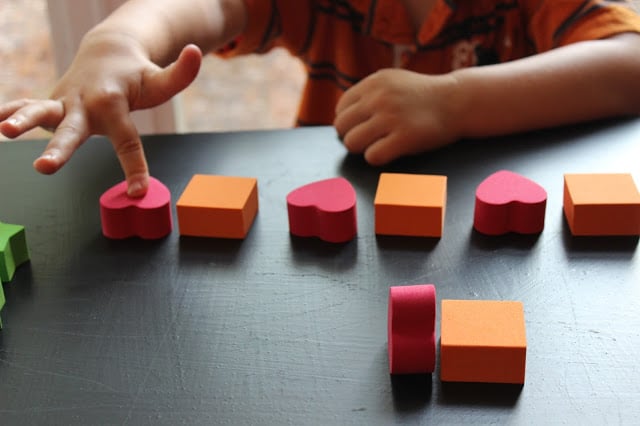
[374,173,447,237]
[440,300,527,384]
[176,174,258,239]
[563,173,640,236]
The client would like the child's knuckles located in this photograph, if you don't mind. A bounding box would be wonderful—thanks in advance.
[83,87,128,113]
[113,137,143,157]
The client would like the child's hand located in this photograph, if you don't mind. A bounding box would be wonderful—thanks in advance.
[334,69,462,165]
[0,35,202,197]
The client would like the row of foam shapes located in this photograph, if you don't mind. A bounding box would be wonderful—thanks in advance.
[0,222,30,328]
[99,171,640,242]
[388,284,527,384]
[3,170,638,324]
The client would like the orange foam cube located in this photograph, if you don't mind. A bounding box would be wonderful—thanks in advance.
[374,173,447,237]
[440,300,527,384]
[176,175,258,239]
[563,173,640,236]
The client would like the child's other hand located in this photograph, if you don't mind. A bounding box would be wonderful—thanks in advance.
[0,36,202,197]
[334,69,462,165]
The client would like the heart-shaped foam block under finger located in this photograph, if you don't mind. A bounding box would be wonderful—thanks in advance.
[286,177,357,243]
[100,177,173,239]
[474,170,547,235]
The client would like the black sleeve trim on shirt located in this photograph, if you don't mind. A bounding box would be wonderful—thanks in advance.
[364,0,378,36]
[444,0,458,11]
[258,0,282,52]
[552,0,603,47]
[298,4,318,56]
[306,60,362,91]
[418,1,517,51]
[315,0,367,33]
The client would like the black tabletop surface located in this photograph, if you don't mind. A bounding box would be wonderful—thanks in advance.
[1,119,639,425]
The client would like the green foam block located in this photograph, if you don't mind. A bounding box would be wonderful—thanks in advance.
[0,222,30,283]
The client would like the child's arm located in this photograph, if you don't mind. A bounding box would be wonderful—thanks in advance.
[335,33,640,166]
[0,0,247,196]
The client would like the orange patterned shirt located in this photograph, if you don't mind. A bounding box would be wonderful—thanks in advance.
[220,0,640,125]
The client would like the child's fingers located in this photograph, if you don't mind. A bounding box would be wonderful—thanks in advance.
[137,44,202,109]
[101,98,149,198]
[33,104,91,175]
[0,99,30,120]
[334,101,371,141]
[335,87,361,116]
[0,99,64,138]
[362,132,406,166]
[342,114,389,155]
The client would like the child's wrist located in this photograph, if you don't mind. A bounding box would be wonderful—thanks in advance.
[83,30,147,57]
[437,73,470,141]
[448,70,478,139]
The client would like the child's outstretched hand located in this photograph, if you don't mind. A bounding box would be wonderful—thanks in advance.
[0,35,202,197]
[334,68,462,165]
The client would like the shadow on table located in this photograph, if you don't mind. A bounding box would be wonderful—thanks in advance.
[375,235,440,253]
[437,381,523,407]
[289,233,358,263]
[288,234,357,254]
[178,235,245,264]
[469,228,542,251]
[390,373,433,412]
[2,263,34,299]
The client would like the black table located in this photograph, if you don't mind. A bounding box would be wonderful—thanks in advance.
[1,120,639,425]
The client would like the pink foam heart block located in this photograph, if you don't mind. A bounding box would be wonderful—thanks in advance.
[388,284,437,375]
[100,177,173,239]
[286,177,357,243]
[474,170,547,235]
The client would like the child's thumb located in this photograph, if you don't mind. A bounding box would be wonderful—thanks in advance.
[138,44,202,109]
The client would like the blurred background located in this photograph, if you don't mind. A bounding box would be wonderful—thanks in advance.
[0,0,306,141]
[2,0,640,141]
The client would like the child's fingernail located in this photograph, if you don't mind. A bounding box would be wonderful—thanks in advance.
[7,117,20,126]
[127,181,145,198]
[39,151,58,161]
